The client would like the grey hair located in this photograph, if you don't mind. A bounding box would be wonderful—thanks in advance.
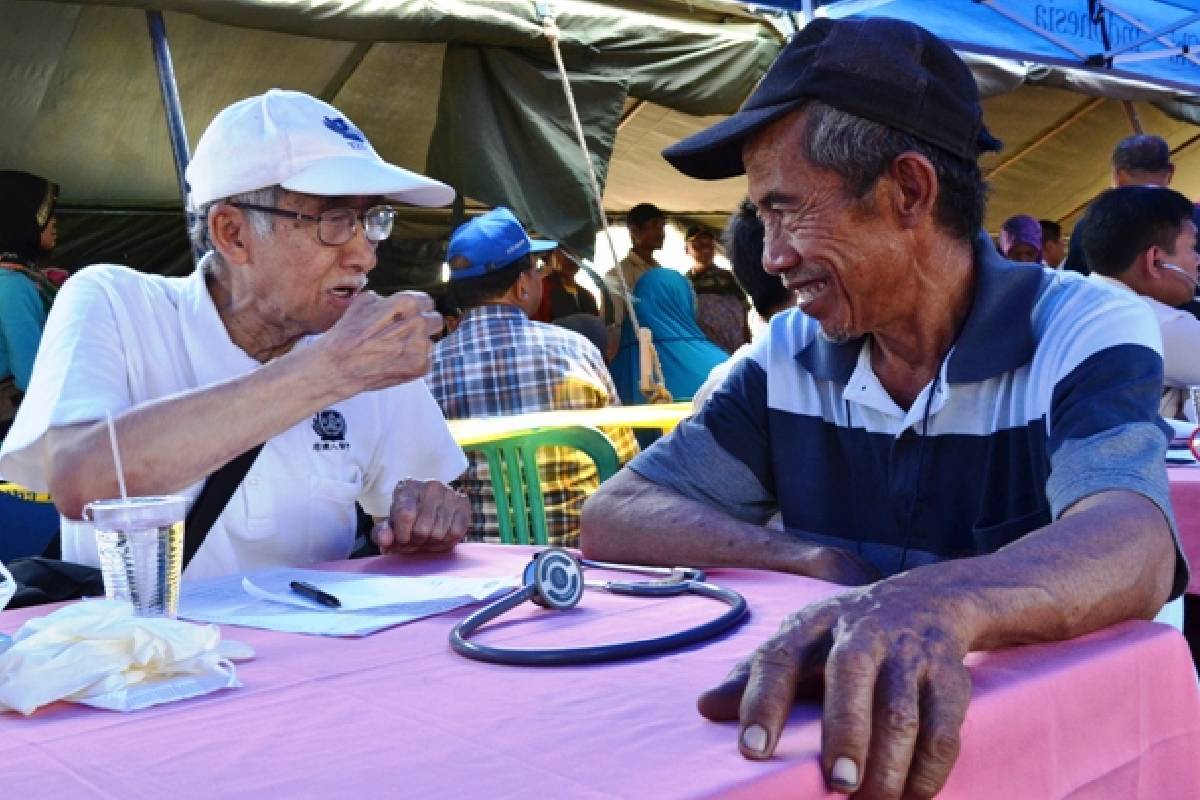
[188,185,285,263]
[797,100,988,240]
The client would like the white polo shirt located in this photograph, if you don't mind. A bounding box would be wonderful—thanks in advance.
[1088,273,1200,418]
[0,260,467,580]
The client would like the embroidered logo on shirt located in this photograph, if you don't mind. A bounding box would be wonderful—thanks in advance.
[312,410,350,451]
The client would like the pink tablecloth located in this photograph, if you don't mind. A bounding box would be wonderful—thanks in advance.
[1168,466,1200,595]
[0,544,1197,799]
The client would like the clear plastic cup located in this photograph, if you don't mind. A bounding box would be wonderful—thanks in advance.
[84,496,188,618]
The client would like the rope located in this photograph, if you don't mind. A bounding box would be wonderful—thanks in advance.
[536,3,671,402]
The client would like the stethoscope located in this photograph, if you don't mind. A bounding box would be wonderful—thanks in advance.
[450,548,748,666]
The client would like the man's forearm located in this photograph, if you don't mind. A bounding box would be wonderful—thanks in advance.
[897,490,1176,654]
[47,346,344,518]
[580,469,857,579]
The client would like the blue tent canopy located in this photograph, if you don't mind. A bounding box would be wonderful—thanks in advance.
[754,1,1200,94]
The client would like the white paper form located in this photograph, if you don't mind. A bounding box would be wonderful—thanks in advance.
[179,568,516,637]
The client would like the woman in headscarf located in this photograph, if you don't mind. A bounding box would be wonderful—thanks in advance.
[999,214,1042,264]
[610,266,728,404]
[0,171,60,436]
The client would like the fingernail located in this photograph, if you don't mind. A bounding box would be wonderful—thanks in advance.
[741,724,769,754]
[831,757,859,790]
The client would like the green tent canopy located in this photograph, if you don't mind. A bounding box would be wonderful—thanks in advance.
[2,0,778,283]
[7,0,1200,287]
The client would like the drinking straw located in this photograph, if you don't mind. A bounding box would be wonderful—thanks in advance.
[105,410,129,500]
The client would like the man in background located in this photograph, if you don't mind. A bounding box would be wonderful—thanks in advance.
[430,207,637,547]
[1083,185,1200,419]
[1039,219,1065,268]
[692,200,794,409]
[686,224,750,354]
[1064,134,1175,274]
[603,203,667,359]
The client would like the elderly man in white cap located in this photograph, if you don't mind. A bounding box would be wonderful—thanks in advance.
[0,89,470,579]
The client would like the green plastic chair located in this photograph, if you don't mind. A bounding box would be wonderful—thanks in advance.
[462,425,621,545]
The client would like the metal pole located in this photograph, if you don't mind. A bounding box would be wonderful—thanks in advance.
[146,10,197,262]
[1122,100,1145,134]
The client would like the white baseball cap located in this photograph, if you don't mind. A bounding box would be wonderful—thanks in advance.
[185,89,455,209]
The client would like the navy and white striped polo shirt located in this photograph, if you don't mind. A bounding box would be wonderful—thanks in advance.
[631,237,1189,596]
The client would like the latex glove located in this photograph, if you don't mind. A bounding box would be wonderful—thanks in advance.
[0,599,253,715]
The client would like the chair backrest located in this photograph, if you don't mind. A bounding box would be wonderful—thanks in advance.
[462,425,620,545]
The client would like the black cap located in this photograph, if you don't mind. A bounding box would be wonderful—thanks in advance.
[663,17,1002,179]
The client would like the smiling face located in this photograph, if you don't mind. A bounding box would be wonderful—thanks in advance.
[743,110,911,343]
[231,190,378,341]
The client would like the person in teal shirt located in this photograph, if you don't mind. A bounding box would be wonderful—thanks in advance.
[610,266,728,403]
[0,171,59,436]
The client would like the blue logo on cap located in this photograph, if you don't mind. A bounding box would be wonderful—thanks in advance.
[323,117,366,148]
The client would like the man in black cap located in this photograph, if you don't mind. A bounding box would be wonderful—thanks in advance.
[582,17,1185,800]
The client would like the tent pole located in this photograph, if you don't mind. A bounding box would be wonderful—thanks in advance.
[1121,100,1144,134]
[617,99,647,132]
[1103,0,1200,68]
[146,10,197,264]
[1095,8,1200,60]
[146,11,190,207]
[985,97,1105,180]
[1170,130,1200,160]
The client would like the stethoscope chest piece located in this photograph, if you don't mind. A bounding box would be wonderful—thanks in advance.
[450,547,748,666]
[526,548,584,611]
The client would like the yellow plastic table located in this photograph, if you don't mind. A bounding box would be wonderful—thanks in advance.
[448,403,692,447]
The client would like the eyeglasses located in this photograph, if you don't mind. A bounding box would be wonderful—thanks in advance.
[228,202,396,246]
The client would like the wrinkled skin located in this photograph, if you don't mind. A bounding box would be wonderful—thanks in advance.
[698,579,973,799]
[373,478,471,554]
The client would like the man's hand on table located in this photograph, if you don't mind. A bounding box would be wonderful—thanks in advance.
[697,576,973,800]
[373,478,471,554]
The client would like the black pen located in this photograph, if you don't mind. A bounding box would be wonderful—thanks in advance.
[289,580,342,609]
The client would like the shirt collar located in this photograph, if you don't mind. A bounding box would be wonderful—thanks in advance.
[623,250,659,270]
[179,254,264,385]
[459,303,529,327]
[795,232,1045,385]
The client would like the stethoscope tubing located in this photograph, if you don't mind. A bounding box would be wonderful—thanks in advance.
[450,579,748,666]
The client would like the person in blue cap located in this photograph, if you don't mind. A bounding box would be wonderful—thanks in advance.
[582,16,1186,799]
[428,207,638,548]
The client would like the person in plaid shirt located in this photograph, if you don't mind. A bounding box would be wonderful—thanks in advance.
[429,207,638,547]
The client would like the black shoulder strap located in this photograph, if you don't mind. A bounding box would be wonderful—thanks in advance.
[181,444,264,570]
[40,443,265,566]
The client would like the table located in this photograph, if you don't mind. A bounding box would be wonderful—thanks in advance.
[448,402,692,446]
[1168,466,1200,596]
[1,544,1197,798]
